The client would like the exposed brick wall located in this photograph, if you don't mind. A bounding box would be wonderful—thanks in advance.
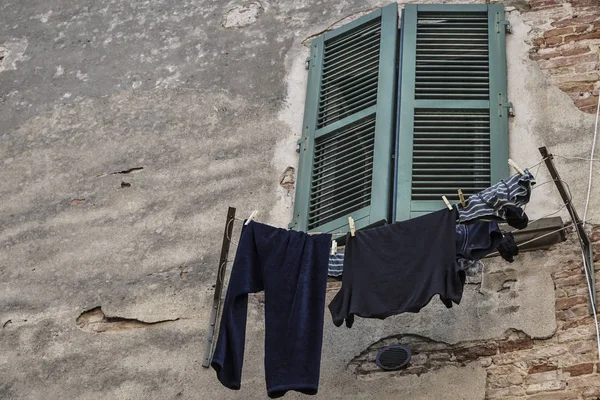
[524,1,600,113]
[350,226,600,399]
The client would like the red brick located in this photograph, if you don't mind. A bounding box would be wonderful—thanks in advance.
[555,274,587,288]
[529,363,558,374]
[561,316,594,330]
[574,24,590,33]
[546,36,564,46]
[557,81,595,95]
[498,337,534,353]
[581,105,598,113]
[545,27,575,38]
[583,386,600,397]
[553,267,586,279]
[530,0,562,6]
[539,53,599,69]
[568,340,597,355]
[564,363,594,376]
[552,15,600,28]
[532,37,546,47]
[575,96,600,109]
[571,0,600,6]
[557,305,591,325]
[591,227,600,242]
[454,342,498,361]
[561,46,591,57]
[594,243,600,262]
[556,296,589,310]
[564,30,600,43]
[525,391,579,400]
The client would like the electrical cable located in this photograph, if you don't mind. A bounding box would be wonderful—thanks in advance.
[554,155,600,162]
[583,94,600,227]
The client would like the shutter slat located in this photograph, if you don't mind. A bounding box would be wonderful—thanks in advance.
[325,21,381,51]
[317,15,383,130]
[325,30,381,58]
[313,141,375,174]
[312,154,374,186]
[411,107,491,201]
[311,173,372,201]
[322,49,380,79]
[319,75,378,101]
[308,110,376,228]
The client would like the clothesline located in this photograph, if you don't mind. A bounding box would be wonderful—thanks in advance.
[225,176,582,252]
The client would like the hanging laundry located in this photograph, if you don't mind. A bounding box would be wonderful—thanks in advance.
[458,170,535,223]
[496,232,519,262]
[211,221,330,399]
[328,219,506,278]
[328,209,464,328]
[456,220,503,260]
[457,258,484,277]
[328,251,344,277]
[503,205,529,230]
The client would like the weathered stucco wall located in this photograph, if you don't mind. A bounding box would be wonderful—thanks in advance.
[0,0,599,399]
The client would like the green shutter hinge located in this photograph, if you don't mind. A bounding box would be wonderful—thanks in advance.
[296,136,307,153]
[305,57,311,70]
[497,19,511,34]
[500,101,515,117]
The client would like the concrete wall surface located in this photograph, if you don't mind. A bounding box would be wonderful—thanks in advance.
[0,0,598,399]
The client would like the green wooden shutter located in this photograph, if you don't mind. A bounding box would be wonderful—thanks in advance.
[395,4,509,221]
[290,3,398,233]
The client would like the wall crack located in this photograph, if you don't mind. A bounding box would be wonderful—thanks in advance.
[76,306,179,333]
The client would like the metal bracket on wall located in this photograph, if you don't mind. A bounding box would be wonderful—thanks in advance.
[539,147,597,315]
[202,206,237,368]
[499,20,511,34]
[500,101,514,117]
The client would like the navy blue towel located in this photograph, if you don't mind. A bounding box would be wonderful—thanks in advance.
[211,221,331,398]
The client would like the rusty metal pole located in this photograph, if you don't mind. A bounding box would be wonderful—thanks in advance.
[539,147,596,315]
[202,207,236,367]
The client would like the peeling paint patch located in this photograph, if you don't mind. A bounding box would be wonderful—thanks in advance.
[54,65,64,77]
[280,166,295,190]
[98,167,144,178]
[76,70,89,81]
[0,38,28,72]
[76,306,179,333]
[31,10,53,23]
[222,2,264,29]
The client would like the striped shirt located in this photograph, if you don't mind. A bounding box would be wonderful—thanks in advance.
[328,251,344,277]
[458,170,535,223]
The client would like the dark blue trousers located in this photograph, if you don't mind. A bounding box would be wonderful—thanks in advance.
[211,221,330,398]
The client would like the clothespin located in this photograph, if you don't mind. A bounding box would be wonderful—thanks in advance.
[244,210,258,226]
[441,196,453,211]
[508,159,525,176]
[458,189,467,208]
[348,217,356,237]
[330,240,337,256]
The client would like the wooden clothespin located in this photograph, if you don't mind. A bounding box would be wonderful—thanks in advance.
[244,210,258,226]
[457,189,467,208]
[441,196,453,211]
[348,216,356,237]
[330,240,337,255]
[508,159,525,176]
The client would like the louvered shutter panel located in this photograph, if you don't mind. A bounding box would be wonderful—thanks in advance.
[290,3,398,233]
[394,4,509,221]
